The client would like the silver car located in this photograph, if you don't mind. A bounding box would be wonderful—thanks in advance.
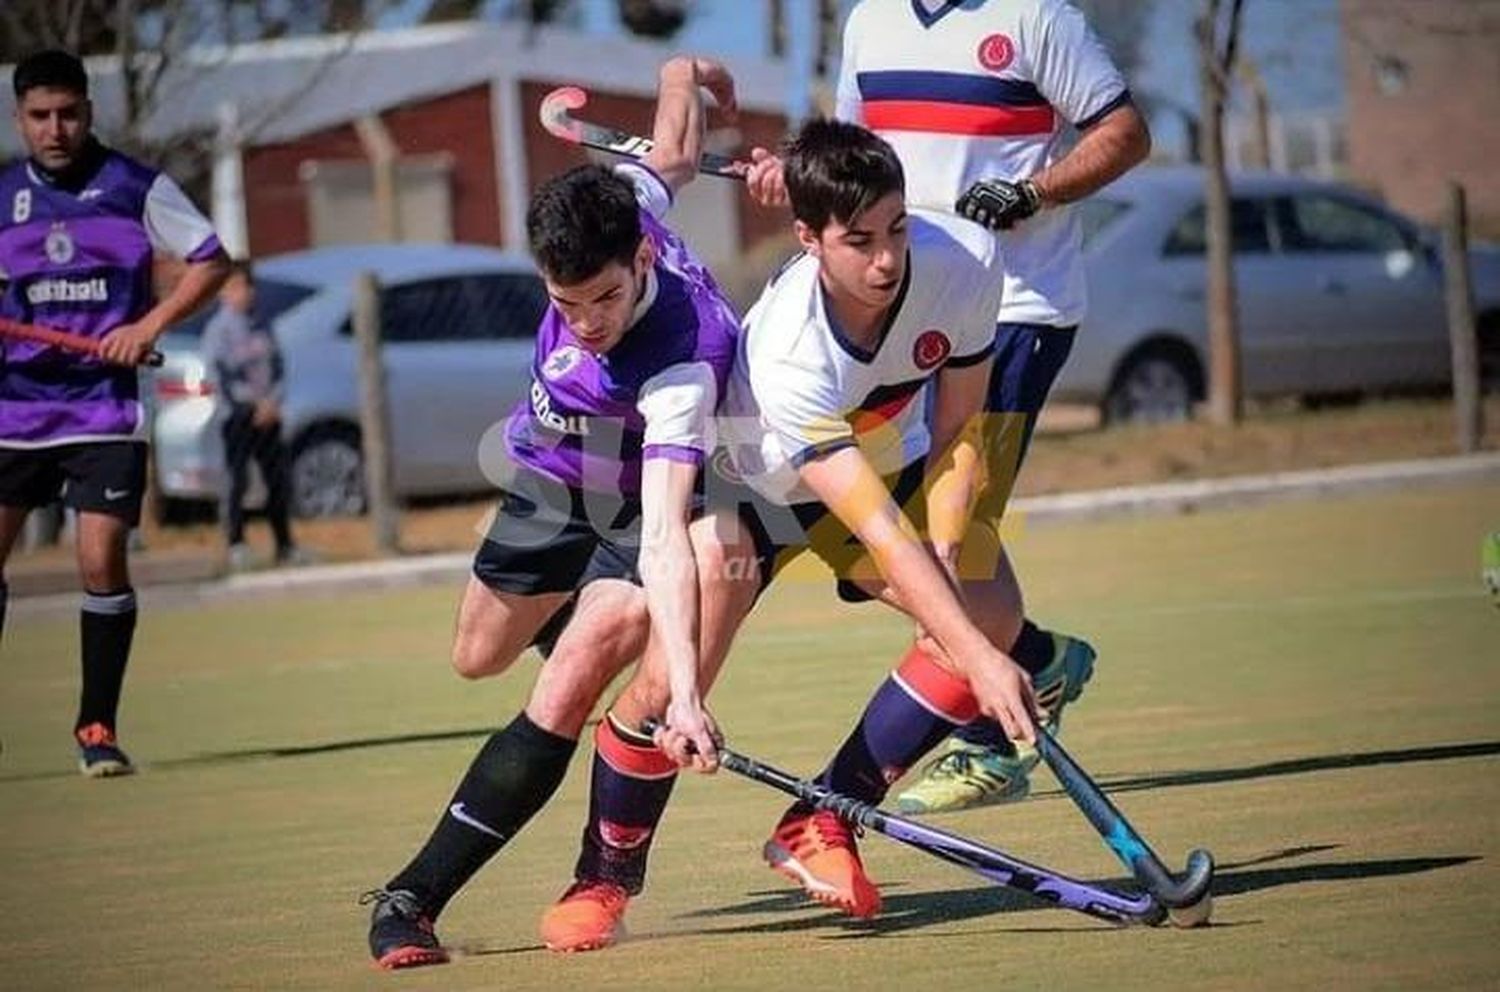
[151,243,546,518]
[1063,167,1500,423]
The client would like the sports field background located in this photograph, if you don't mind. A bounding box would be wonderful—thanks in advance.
[3,482,1497,991]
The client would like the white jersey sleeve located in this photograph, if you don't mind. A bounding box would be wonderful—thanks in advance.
[144,173,221,261]
[1023,0,1130,128]
[614,161,673,221]
[833,4,865,123]
[753,350,856,467]
[637,361,718,462]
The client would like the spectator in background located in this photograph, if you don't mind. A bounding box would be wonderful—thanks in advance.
[201,261,302,569]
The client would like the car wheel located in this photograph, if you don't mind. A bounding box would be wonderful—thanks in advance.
[1104,349,1197,425]
[290,425,366,518]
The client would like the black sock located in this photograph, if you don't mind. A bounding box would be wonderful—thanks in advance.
[0,580,8,646]
[952,620,1053,750]
[387,712,576,917]
[77,588,137,733]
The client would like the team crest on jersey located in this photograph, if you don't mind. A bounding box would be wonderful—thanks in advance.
[542,344,584,380]
[44,223,75,265]
[977,33,1016,73]
[913,330,952,371]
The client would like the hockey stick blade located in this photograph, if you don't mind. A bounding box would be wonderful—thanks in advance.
[1036,729,1214,909]
[539,86,744,180]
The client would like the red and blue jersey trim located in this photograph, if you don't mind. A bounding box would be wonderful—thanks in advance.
[857,70,1056,137]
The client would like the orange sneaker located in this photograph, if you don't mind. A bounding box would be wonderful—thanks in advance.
[763,805,881,918]
[539,880,630,952]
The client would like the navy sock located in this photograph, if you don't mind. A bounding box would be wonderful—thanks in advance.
[77,588,136,733]
[387,711,576,917]
[815,646,979,804]
[573,712,678,895]
[953,621,1053,750]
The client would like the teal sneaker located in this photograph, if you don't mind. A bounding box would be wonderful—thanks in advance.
[894,635,1096,814]
[1032,633,1097,734]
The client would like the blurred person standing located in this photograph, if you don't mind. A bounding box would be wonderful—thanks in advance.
[201,260,301,569]
[0,50,228,776]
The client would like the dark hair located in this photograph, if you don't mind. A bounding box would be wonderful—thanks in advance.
[526,165,644,284]
[782,118,904,233]
[13,50,88,99]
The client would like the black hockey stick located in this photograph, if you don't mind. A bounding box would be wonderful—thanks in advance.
[642,721,1165,926]
[1036,729,1214,924]
[539,86,745,179]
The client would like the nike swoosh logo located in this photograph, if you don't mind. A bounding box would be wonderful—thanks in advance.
[104,488,130,500]
[448,802,505,840]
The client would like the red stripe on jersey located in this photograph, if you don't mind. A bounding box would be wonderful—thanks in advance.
[863,100,1057,137]
[596,717,677,780]
[894,645,980,725]
[848,391,920,436]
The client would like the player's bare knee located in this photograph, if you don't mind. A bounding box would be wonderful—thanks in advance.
[450,637,511,680]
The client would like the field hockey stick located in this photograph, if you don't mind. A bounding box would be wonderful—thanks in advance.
[642,720,1165,926]
[539,86,746,180]
[0,316,164,367]
[1035,728,1214,922]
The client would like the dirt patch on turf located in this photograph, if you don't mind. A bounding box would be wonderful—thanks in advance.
[10,395,1499,579]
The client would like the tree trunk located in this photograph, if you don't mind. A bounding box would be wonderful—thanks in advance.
[1443,182,1485,451]
[1199,10,1242,426]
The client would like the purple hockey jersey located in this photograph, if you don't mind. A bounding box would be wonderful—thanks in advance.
[503,163,739,497]
[0,143,221,447]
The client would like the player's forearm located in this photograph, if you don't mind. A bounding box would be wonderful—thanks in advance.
[141,251,231,339]
[866,524,990,664]
[1031,104,1150,207]
[649,56,734,193]
[638,525,703,705]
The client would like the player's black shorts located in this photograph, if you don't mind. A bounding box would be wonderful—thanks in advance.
[472,473,643,657]
[725,459,926,605]
[0,441,148,525]
[472,472,642,598]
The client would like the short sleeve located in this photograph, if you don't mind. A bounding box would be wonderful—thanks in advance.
[833,6,864,124]
[144,173,221,261]
[1025,0,1130,129]
[637,360,719,464]
[614,161,673,221]
[753,354,856,468]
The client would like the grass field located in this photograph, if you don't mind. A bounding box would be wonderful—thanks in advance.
[3,482,1497,991]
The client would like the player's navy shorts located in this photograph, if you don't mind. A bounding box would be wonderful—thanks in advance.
[0,441,148,525]
[985,322,1076,464]
[471,470,642,653]
[725,459,927,605]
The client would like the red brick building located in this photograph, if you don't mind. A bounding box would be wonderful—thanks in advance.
[2,24,793,275]
[1341,0,1500,234]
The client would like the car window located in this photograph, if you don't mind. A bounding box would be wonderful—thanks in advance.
[377,273,547,343]
[167,278,316,338]
[1275,195,1411,253]
[465,273,548,339]
[1163,199,1273,256]
[1077,197,1130,249]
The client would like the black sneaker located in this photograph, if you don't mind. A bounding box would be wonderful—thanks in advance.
[76,722,134,778]
[361,888,449,970]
